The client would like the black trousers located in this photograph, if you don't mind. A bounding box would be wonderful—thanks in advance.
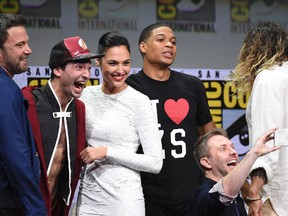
[0,208,17,216]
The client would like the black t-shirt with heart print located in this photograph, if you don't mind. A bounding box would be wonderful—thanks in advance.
[126,69,213,205]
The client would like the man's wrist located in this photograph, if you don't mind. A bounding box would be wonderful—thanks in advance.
[246,194,262,202]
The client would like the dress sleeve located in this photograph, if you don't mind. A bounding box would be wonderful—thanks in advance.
[106,94,163,174]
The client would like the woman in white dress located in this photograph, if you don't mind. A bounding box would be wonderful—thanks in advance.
[76,31,163,216]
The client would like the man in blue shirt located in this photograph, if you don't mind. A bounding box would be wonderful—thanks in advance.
[189,128,279,216]
[0,13,47,216]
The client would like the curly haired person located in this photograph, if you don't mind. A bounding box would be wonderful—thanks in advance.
[231,20,288,216]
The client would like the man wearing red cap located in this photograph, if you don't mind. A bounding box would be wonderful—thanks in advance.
[22,36,103,216]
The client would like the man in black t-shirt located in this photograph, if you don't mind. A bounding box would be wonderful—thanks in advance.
[126,22,216,216]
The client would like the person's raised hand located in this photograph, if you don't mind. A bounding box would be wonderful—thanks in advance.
[251,128,280,157]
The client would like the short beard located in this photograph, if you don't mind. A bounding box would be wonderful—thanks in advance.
[2,49,28,75]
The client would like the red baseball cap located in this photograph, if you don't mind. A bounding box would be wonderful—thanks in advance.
[48,36,104,70]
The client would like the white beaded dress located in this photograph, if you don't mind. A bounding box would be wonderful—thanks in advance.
[76,85,163,216]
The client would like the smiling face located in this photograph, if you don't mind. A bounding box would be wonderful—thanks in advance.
[201,135,239,181]
[140,26,176,68]
[52,60,91,101]
[98,45,131,94]
[0,26,32,77]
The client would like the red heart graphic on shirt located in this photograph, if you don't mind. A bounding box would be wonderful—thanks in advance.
[164,98,189,125]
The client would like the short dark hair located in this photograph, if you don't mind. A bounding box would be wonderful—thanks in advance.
[194,128,228,171]
[138,22,172,56]
[138,22,172,45]
[97,31,130,57]
[50,58,92,79]
[0,13,26,48]
[50,62,67,79]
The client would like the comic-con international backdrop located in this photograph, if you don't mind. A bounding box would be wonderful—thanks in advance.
[2,0,287,155]
[0,0,287,69]
[13,67,249,157]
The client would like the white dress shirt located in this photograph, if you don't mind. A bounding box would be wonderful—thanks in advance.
[246,61,288,216]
